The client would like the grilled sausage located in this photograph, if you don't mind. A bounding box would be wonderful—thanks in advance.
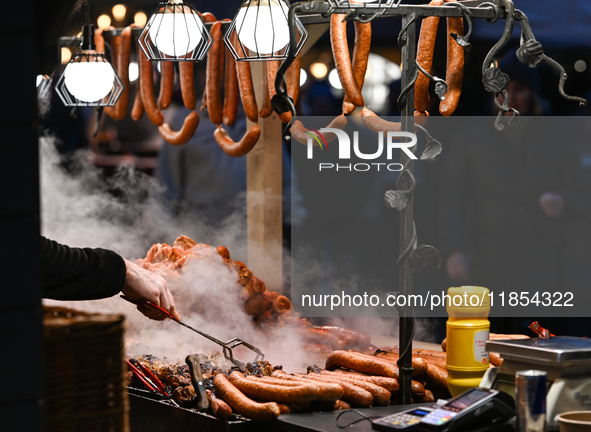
[440,0,464,116]
[316,372,391,405]
[103,29,120,120]
[290,115,348,145]
[139,42,164,126]
[246,375,344,402]
[229,371,321,404]
[206,389,232,420]
[425,363,449,389]
[214,124,260,157]
[441,338,447,351]
[415,0,443,115]
[361,107,427,134]
[158,111,199,145]
[489,333,530,340]
[423,389,435,402]
[325,351,399,379]
[213,374,280,421]
[343,21,372,114]
[272,372,372,408]
[112,26,132,119]
[374,353,428,377]
[330,369,400,392]
[330,14,364,107]
[273,295,291,312]
[206,21,223,125]
[489,352,503,367]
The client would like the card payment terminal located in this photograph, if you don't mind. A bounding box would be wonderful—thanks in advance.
[419,388,515,431]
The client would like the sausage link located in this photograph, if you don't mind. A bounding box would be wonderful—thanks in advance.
[214,124,260,157]
[290,115,347,146]
[361,107,427,134]
[158,61,174,110]
[206,389,232,420]
[233,33,258,123]
[263,373,344,402]
[325,350,399,379]
[265,60,291,122]
[158,111,199,145]
[273,295,291,312]
[331,14,364,107]
[199,12,217,23]
[343,21,372,114]
[286,53,301,106]
[273,372,372,408]
[489,352,503,366]
[320,326,371,348]
[179,62,197,110]
[229,371,320,404]
[423,389,435,402]
[259,61,273,118]
[213,374,280,421]
[316,372,391,406]
[415,0,443,115]
[330,369,399,392]
[489,333,530,340]
[441,338,447,352]
[131,33,145,121]
[223,42,239,126]
[113,26,132,120]
[94,28,107,53]
[375,353,428,377]
[103,30,120,119]
[206,21,223,125]
[139,43,164,126]
[425,363,449,389]
[440,0,464,116]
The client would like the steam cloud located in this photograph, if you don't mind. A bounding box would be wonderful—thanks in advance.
[40,136,438,371]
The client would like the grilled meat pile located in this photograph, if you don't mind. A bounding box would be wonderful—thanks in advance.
[136,235,373,352]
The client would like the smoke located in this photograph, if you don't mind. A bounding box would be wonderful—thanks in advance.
[39,137,314,370]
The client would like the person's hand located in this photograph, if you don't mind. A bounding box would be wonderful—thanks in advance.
[121,259,181,321]
[539,192,564,218]
[446,251,470,283]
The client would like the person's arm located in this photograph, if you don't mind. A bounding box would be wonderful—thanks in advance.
[40,236,180,320]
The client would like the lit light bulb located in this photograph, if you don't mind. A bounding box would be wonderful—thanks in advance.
[97,14,112,29]
[235,0,290,55]
[310,62,328,79]
[129,62,139,82]
[148,6,204,57]
[135,11,148,27]
[61,47,72,64]
[63,55,116,102]
[112,4,127,21]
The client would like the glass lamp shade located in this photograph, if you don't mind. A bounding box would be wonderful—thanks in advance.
[64,60,115,102]
[148,7,204,56]
[56,52,123,106]
[235,0,290,55]
[225,0,308,61]
[139,1,212,61]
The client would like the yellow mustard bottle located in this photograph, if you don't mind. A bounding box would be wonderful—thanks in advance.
[446,286,490,397]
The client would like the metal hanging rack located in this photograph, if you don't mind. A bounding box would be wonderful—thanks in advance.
[273,0,587,404]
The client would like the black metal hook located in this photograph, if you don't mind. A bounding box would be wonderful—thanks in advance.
[397,12,417,47]
[514,9,587,107]
[443,1,474,51]
[477,2,501,23]
[416,61,448,102]
[482,0,515,75]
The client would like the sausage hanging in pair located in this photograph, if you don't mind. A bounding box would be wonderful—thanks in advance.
[214,124,261,157]
[343,21,372,114]
[330,14,364,108]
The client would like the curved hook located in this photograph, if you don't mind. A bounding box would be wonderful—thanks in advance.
[443,1,474,50]
[416,60,448,101]
[397,66,419,112]
[542,56,587,106]
[477,2,501,23]
[397,13,417,47]
[482,0,515,75]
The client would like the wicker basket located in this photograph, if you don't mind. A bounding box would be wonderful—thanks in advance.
[44,307,129,432]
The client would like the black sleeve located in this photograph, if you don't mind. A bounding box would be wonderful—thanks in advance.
[40,236,127,301]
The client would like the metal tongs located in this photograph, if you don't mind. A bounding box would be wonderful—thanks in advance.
[125,358,179,407]
[120,295,265,367]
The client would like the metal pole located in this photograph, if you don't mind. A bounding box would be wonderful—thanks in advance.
[398,13,416,405]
